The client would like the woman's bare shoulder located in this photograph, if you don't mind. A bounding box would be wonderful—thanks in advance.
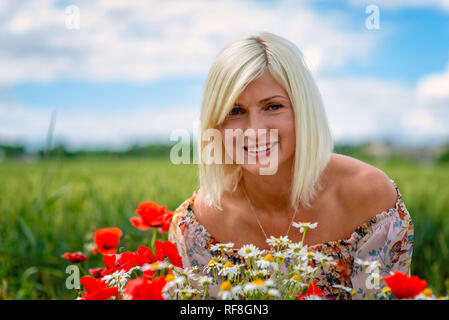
[190,188,208,218]
[191,188,226,227]
[332,153,398,223]
[191,187,247,242]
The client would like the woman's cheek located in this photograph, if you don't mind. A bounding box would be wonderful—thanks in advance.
[279,122,296,159]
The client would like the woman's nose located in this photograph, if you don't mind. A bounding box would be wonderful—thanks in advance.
[244,110,269,144]
[245,110,267,132]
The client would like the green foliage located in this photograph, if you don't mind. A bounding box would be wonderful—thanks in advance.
[437,144,449,163]
[0,143,26,158]
[0,154,448,299]
[0,156,198,299]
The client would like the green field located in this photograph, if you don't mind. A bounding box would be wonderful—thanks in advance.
[0,155,448,299]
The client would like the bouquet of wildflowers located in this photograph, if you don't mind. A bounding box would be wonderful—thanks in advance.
[61,200,447,301]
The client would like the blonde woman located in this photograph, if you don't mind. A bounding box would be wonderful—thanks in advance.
[168,32,414,299]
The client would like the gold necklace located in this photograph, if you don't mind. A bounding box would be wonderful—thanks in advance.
[241,182,298,244]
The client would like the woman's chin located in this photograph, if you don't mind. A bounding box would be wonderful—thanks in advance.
[240,156,283,176]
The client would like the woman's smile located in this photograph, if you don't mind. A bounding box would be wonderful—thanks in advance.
[243,140,278,158]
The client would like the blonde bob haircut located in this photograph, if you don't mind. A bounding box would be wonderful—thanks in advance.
[198,31,334,211]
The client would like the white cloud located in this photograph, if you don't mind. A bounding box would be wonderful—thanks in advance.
[0,103,200,150]
[418,62,449,100]
[317,74,449,146]
[0,0,378,85]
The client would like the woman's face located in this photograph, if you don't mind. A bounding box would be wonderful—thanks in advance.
[220,71,296,176]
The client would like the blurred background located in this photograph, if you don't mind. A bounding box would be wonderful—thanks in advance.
[0,0,448,299]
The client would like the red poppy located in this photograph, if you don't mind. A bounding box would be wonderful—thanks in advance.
[143,268,156,279]
[92,227,123,255]
[79,276,119,300]
[297,280,325,300]
[101,245,156,277]
[124,276,167,300]
[383,271,427,299]
[130,201,173,231]
[61,251,87,263]
[157,211,174,233]
[136,245,157,264]
[89,268,105,278]
[155,240,183,268]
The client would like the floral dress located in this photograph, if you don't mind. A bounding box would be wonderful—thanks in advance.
[168,179,414,300]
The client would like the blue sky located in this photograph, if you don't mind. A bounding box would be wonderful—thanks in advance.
[1,0,448,150]
[314,2,449,83]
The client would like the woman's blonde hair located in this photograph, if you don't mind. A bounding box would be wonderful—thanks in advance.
[198,31,334,211]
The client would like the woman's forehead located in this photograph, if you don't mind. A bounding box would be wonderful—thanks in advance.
[236,75,289,104]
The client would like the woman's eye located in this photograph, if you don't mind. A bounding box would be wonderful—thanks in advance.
[267,104,283,111]
[228,107,243,116]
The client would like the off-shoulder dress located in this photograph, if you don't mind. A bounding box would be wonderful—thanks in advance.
[168,179,414,300]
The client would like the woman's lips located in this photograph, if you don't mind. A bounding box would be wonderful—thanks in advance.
[243,141,278,157]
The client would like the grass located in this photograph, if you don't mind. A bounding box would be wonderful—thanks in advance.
[0,155,448,299]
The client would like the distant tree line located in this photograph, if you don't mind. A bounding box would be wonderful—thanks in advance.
[1,141,449,164]
[0,142,183,159]
[438,146,449,163]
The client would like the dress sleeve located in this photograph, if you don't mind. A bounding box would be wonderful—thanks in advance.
[349,190,415,300]
[168,193,215,271]
[168,211,188,260]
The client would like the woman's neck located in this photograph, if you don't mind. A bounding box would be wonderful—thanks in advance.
[238,158,294,215]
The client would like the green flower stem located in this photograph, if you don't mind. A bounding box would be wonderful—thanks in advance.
[77,263,87,277]
[202,284,209,300]
[301,227,308,246]
[151,228,157,251]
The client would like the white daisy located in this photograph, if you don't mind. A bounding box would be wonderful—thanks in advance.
[285,243,308,259]
[162,278,187,299]
[210,242,235,252]
[294,263,317,276]
[218,263,240,279]
[243,279,274,293]
[174,287,200,299]
[303,295,324,300]
[272,251,287,261]
[181,266,200,282]
[265,235,291,248]
[237,244,261,259]
[283,275,308,288]
[332,284,354,293]
[204,259,223,274]
[256,253,278,270]
[292,221,318,233]
[102,269,129,290]
[231,284,244,297]
[174,274,189,286]
[267,288,281,298]
[310,251,333,264]
[247,268,270,279]
[218,280,235,300]
[295,250,316,265]
[198,276,213,287]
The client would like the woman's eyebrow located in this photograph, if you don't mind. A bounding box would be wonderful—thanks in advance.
[233,95,288,107]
